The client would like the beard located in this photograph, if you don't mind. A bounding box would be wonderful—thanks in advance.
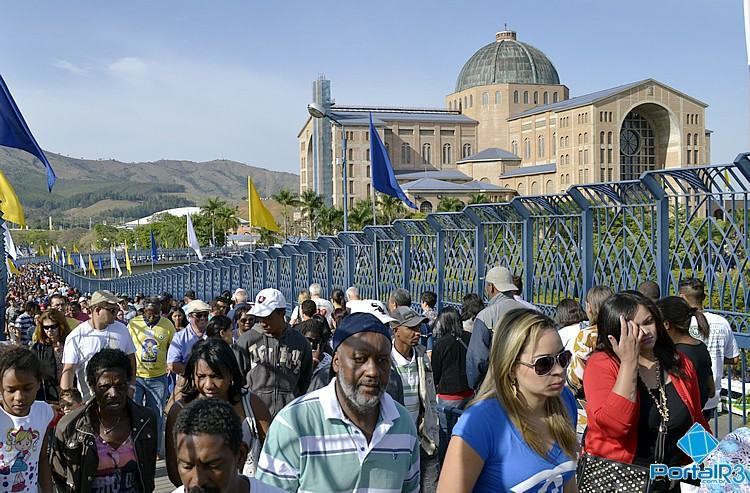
[337,377,383,414]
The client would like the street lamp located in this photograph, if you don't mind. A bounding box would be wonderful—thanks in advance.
[307,102,349,232]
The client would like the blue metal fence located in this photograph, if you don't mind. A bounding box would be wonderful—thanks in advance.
[23,153,750,434]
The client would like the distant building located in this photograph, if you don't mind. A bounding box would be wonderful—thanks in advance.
[299,29,709,210]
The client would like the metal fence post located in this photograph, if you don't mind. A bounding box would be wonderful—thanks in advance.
[568,188,594,298]
[641,173,670,296]
[511,200,534,303]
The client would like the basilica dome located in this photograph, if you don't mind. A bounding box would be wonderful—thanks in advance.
[455,31,560,92]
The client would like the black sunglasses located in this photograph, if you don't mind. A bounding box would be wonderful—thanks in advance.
[42,323,60,331]
[517,349,572,376]
[305,337,321,350]
[101,306,118,315]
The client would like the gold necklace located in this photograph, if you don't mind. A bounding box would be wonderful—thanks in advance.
[645,361,670,432]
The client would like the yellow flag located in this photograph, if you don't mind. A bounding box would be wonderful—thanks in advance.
[0,169,25,227]
[248,177,280,232]
[73,245,79,253]
[7,258,19,276]
[88,254,97,276]
[66,250,73,266]
[124,241,132,274]
[39,244,46,256]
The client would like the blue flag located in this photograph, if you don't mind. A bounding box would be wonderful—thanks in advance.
[97,255,103,274]
[369,113,416,209]
[150,230,158,262]
[0,75,56,191]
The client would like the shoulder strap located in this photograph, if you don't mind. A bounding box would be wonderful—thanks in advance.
[456,335,468,351]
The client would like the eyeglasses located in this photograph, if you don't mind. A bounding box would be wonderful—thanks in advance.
[101,306,118,315]
[238,317,253,323]
[192,312,209,319]
[305,337,321,350]
[517,349,572,376]
[42,324,59,332]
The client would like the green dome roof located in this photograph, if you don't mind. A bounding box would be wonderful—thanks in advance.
[455,31,560,92]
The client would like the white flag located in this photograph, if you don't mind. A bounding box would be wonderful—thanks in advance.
[3,223,17,260]
[111,248,122,277]
[186,214,203,261]
[79,252,87,274]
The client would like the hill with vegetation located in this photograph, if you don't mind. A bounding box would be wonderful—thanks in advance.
[0,147,298,228]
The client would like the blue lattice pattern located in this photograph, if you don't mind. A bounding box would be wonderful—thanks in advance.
[367,226,404,303]
[330,247,347,291]
[278,255,293,310]
[393,220,438,303]
[518,195,584,306]
[311,251,328,296]
[428,213,478,307]
[252,259,264,297]
[467,204,525,279]
[240,264,252,293]
[293,253,308,303]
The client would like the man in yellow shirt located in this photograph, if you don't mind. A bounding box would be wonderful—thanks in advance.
[128,297,175,455]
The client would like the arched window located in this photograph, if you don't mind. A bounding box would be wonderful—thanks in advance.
[607,131,613,145]
[584,132,588,144]
[462,143,472,158]
[565,136,569,147]
[524,138,531,159]
[565,154,570,166]
[538,135,545,157]
[552,133,556,154]
[553,92,559,103]
[533,91,539,104]
[578,149,583,165]
[482,92,489,107]
[523,91,529,104]
[543,92,549,105]
[687,133,691,146]
[420,201,433,214]
[584,149,589,165]
[560,136,565,148]
[513,91,519,103]
[422,143,431,164]
[442,144,452,164]
[517,183,525,195]
[546,180,554,194]
[578,133,582,145]
[469,94,473,107]
[495,91,501,104]
[511,140,518,156]
[365,148,370,161]
[694,134,699,145]
[531,181,539,194]
[464,96,468,108]
[600,131,605,144]
[401,143,411,164]
[448,101,452,110]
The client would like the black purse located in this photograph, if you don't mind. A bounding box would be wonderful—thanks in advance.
[577,364,668,493]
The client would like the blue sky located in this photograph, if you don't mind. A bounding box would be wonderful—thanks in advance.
[1,0,748,174]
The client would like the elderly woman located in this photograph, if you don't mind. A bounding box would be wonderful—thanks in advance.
[52,348,158,493]
[31,309,70,403]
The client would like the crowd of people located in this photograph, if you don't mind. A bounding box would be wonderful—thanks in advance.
[0,262,743,492]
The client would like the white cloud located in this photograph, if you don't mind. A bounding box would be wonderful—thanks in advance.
[107,57,149,82]
[50,59,87,75]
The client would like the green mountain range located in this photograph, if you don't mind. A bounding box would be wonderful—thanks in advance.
[0,147,299,229]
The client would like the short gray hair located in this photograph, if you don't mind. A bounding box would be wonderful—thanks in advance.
[389,288,411,307]
[309,283,323,297]
[345,286,359,301]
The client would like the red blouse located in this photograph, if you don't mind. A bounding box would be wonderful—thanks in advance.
[582,351,710,464]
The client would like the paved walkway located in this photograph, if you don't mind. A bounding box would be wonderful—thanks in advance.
[155,459,175,493]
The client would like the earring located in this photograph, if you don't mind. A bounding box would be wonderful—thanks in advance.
[511,378,519,397]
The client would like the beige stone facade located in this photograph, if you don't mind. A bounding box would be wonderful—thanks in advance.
[299,30,710,206]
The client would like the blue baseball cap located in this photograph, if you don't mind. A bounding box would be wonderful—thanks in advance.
[332,312,392,352]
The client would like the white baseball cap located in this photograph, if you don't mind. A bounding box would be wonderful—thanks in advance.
[485,266,518,292]
[250,289,287,318]
[347,299,398,324]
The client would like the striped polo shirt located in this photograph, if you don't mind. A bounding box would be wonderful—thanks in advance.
[391,346,420,424]
[256,378,420,493]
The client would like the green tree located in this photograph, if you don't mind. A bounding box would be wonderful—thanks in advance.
[348,200,374,231]
[201,197,227,246]
[317,206,345,235]
[257,228,281,247]
[377,194,407,224]
[468,193,490,205]
[215,205,240,246]
[437,197,465,212]
[299,190,324,237]
[271,188,300,240]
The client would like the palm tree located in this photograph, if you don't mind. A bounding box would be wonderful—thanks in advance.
[215,205,241,246]
[348,200,374,231]
[377,194,407,224]
[271,188,300,240]
[468,193,490,205]
[299,190,324,237]
[257,228,281,247]
[437,196,465,212]
[201,197,227,246]
[317,206,345,235]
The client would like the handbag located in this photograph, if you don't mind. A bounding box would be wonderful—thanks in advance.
[577,362,668,493]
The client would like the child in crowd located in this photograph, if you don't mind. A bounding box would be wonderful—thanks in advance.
[0,346,55,493]
[58,388,83,416]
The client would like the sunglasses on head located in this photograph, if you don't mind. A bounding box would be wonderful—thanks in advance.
[517,349,572,376]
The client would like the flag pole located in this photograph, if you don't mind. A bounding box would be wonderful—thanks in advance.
[371,190,377,226]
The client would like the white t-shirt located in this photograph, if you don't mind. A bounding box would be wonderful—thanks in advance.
[558,323,583,352]
[0,401,55,493]
[690,311,740,410]
[62,320,137,400]
[171,475,284,493]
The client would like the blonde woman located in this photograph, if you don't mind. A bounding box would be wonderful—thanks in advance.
[288,290,310,326]
[437,308,578,493]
